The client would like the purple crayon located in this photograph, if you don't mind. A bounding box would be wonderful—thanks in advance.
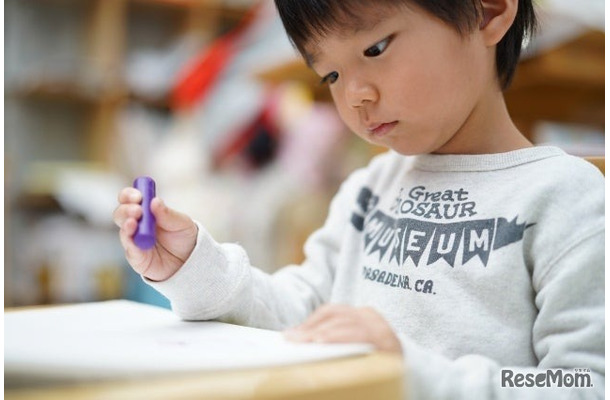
[133,176,156,250]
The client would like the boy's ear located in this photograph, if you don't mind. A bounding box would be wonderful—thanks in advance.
[479,0,518,46]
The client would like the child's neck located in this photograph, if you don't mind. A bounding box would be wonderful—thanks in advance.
[433,87,532,155]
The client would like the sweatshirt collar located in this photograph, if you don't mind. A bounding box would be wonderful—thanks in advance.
[411,146,566,172]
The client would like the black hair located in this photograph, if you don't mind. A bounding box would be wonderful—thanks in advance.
[273,0,536,90]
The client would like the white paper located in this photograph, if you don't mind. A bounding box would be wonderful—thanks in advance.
[5,300,372,383]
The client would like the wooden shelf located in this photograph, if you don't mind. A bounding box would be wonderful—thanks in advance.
[10,80,175,113]
[256,58,331,102]
[512,30,604,90]
[4,0,257,307]
[505,30,604,136]
[14,193,62,212]
[129,0,249,20]
[11,81,126,105]
[128,92,173,110]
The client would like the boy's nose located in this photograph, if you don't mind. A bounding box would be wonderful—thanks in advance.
[345,77,378,108]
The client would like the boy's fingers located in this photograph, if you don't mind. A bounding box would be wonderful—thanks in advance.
[118,218,139,253]
[113,204,142,228]
[121,216,139,237]
[118,187,142,204]
[310,327,363,344]
[285,319,356,344]
[295,304,349,331]
[292,310,329,332]
[114,187,144,228]
[119,218,150,274]
[150,198,195,232]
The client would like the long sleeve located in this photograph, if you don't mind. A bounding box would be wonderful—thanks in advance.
[143,147,604,399]
[145,168,366,329]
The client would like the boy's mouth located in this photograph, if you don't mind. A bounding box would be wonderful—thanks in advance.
[367,121,398,138]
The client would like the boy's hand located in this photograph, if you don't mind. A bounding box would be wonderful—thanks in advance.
[113,187,198,282]
[284,305,402,354]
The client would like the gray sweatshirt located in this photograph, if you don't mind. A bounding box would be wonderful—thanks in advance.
[149,146,604,399]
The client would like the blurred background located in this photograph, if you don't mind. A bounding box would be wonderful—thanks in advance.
[4,0,604,308]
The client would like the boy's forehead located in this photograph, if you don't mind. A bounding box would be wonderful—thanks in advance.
[303,6,399,66]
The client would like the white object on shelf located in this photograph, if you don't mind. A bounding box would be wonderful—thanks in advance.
[532,121,605,156]
[524,0,604,57]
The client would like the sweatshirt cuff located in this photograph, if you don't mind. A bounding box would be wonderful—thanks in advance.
[143,220,250,320]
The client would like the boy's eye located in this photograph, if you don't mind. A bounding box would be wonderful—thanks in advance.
[364,36,393,57]
[320,71,339,85]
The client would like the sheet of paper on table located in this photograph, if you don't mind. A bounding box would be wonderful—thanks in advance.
[5,300,373,384]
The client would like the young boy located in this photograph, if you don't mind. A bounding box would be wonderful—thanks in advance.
[114,0,604,398]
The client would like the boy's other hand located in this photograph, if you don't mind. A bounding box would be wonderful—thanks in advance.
[113,187,198,282]
[283,304,402,354]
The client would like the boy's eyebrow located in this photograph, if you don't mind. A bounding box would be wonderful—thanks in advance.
[301,11,391,69]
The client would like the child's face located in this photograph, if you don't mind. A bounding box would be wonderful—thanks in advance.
[305,4,495,155]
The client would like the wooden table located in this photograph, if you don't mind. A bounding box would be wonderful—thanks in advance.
[6,352,405,400]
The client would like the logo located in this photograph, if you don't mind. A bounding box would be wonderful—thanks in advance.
[351,186,534,268]
[501,369,594,388]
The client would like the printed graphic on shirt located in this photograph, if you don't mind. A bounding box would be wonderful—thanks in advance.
[351,186,534,268]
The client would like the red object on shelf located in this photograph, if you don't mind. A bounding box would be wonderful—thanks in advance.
[212,93,280,169]
[171,3,261,111]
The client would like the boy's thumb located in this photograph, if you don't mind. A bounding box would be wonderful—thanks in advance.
[150,198,193,232]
